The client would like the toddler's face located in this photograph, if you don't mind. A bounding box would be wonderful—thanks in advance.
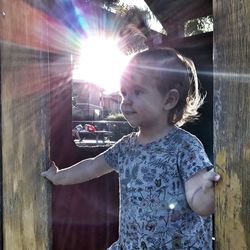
[120,69,168,129]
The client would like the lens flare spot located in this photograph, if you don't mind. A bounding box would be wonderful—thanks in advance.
[73,37,130,93]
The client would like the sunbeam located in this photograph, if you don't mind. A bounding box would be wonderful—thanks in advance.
[73,36,130,93]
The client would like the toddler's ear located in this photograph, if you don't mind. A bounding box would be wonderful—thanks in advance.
[163,89,179,111]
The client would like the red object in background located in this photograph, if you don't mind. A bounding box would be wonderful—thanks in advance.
[85,124,97,132]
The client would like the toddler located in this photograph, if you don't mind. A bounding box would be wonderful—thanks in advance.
[42,48,220,250]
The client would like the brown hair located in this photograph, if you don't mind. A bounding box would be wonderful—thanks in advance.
[128,48,205,126]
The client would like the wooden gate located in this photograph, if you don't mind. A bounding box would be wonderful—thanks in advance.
[1,0,250,249]
[213,0,250,249]
[0,0,51,249]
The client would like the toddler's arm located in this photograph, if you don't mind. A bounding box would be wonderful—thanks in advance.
[185,168,220,216]
[41,153,113,185]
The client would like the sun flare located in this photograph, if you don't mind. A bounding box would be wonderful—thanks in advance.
[73,37,130,93]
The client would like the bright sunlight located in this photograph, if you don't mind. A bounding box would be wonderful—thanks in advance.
[73,37,130,93]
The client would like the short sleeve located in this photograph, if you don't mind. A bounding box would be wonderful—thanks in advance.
[178,134,213,182]
[103,137,125,172]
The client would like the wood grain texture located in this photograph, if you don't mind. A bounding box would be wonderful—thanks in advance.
[213,0,250,249]
[1,1,52,249]
[0,0,76,53]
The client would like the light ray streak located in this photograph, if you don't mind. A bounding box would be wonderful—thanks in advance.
[129,64,250,81]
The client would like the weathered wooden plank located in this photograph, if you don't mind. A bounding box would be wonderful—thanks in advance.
[145,0,212,23]
[0,1,52,249]
[213,0,250,249]
[1,45,52,250]
[0,0,77,53]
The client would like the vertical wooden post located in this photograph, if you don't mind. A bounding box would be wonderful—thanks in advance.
[0,0,52,249]
[213,0,250,249]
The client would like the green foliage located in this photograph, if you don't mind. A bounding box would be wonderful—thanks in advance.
[108,121,136,141]
[105,113,137,141]
[82,0,120,7]
[185,16,213,37]
[114,5,151,55]
[117,5,151,24]
[100,0,120,7]
[106,113,126,121]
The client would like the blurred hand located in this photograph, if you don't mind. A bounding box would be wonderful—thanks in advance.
[41,161,58,183]
[202,168,221,190]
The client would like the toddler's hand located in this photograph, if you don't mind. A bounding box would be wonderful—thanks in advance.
[41,161,58,183]
[202,169,220,190]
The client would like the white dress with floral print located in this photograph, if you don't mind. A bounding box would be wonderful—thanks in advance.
[104,126,213,250]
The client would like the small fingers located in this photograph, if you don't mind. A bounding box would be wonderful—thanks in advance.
[41,161,57,178]
[41,171,47,177]
[205,170,221,182]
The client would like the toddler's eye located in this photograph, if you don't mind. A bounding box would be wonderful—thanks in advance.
[134,89,141,96]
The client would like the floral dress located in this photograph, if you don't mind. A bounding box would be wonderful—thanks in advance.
[104,126,213,250]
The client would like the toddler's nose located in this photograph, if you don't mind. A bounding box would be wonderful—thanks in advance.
[122,94,133,104]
